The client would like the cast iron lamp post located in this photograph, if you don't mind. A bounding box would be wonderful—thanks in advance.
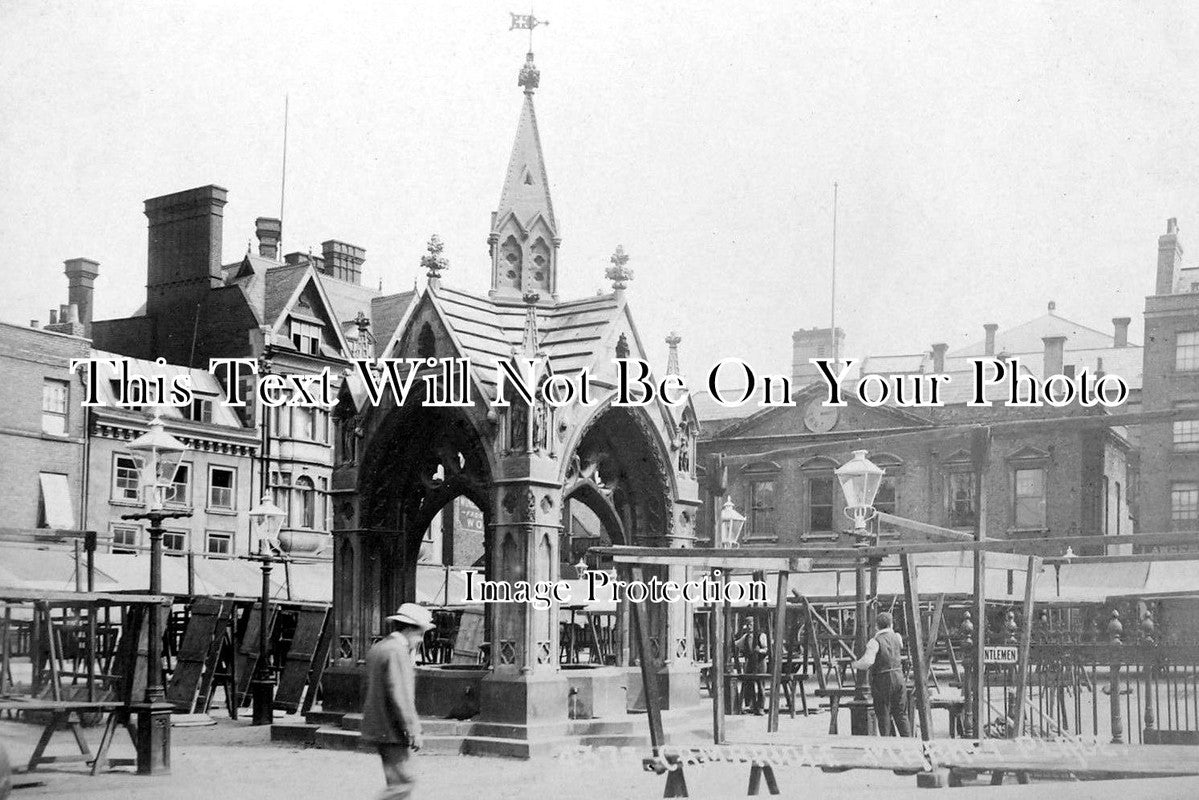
[835,449,885,735]
[120,411,191,773]
[247,496,286,725]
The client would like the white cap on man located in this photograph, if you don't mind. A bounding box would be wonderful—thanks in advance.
[386,602,436,632]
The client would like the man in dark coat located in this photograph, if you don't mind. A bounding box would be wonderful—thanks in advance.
[361,603,435,799]
[851,611,911,737]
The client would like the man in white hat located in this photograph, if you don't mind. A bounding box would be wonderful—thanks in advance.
[361,602,435,799]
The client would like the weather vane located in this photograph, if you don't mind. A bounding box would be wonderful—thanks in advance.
[509,9,548,51]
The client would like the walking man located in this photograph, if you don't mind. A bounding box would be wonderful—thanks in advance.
[361,603,435,799]
[851,611,911,737]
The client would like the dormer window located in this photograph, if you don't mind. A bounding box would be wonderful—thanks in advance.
[291,319,322,355]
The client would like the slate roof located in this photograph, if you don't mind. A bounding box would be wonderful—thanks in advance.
[427,285,622,400]
[370,291,417,356]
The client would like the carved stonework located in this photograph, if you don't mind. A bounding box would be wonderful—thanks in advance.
[606,245,633,291]
[676,638,688,659]
[498,640,517,665]
[536,640,552,664]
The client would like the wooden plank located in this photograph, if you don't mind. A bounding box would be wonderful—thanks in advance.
[1009,555,1040,738]
[275,606,329,712]
[609,554,811,571]
[900,555,933,741]
[626,564,665,753]
[922,594,945,683]
[234,601,277,705]
[165,596,232,713]
[874,512,973,541]
[766,571,788,733]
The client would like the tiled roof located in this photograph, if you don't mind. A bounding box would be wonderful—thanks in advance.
[262,264,311,327]
[429,285,622,400]
[370,291,417,356]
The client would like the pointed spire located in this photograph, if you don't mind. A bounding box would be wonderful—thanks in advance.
[665,331,682,375]
[421,234,449,289]
[490,53,559,301]
[606,245,633,293]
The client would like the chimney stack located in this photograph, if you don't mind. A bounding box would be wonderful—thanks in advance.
[984,323,998,356]
[255,217,282,260]
[320,240,365,285]
[791,327,845,387]
[63,258,100,335]
[931,343,948,373]
[1156,218,1183,295]
[1042,335,1067,376]
[143,185,228,313]
[1112,317,1131,348]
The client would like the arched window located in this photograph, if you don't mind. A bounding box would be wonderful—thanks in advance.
[417,322,436,358]
[295,476,316,529]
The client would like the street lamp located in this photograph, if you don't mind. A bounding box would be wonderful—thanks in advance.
[718,498,747,549]
[247,496,285,725]
[120,410,191,774]
[835,449,885,538]
[834,449,885,736]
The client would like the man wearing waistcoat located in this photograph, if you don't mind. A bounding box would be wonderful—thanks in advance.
[851,612,911,737]
[361,603,435,799]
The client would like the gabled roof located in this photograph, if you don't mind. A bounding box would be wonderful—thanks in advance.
[263,264,352,357]
[495,92,557,234]
[370,291,417,357]
[422,285,621,400]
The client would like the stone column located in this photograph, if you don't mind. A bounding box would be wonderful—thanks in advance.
[478,482,569,725]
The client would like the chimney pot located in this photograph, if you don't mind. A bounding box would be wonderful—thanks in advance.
[1157,217,1184,295]
[255,217,282,260]
[932,343,948,373]
[30,320,39,328]
[320,240,366,285]
[984,323,998,356]
[63,257,100,336]
[1112,317,1131,348]
[1042,335,1067,376]
[48,309,58,325]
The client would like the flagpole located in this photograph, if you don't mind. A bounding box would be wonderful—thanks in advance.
[831,181,838,363]
[278,94,289,264]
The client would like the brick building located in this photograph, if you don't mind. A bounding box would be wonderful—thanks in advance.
[697,316,1137,555]
[1140,218,1199,546]
[0,321,90,534]
[86,185,418,557]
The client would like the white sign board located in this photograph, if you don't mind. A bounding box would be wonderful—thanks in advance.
[984,646,1018,664]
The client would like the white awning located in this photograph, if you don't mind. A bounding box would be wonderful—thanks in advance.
[38,472,75,529]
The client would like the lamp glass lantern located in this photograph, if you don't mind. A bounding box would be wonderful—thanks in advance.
[249,495,286,554]
[718,498,747,548]
[127,411,189,510]
[835,449,885,532]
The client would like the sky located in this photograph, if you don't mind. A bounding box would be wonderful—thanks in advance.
[2,1,1198,384]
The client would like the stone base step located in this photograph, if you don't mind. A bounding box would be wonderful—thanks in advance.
[303,709,345,726]
[313,726,374,752]
[271,720,320,746]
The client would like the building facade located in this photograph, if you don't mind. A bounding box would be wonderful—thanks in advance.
[1140,218,1199,546]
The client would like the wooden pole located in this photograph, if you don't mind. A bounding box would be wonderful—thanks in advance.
[971,427,990,737]
[900,555,932,740]
[1009,555,1040,738]
[627,564,666,752]
[767,570,789,732]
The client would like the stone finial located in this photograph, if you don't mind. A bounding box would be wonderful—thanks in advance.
[1047,300,1057,313]
[421,235,449,287]
[520,291,542,355]
[606,245,633,292]
[1107,608,1123,644]
[519,52,540,94]
[665,331,682,375]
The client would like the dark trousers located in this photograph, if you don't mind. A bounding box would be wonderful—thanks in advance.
[376,743,415,799]
[870,671,911,737]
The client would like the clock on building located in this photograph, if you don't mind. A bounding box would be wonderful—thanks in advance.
[802,398,839,433]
